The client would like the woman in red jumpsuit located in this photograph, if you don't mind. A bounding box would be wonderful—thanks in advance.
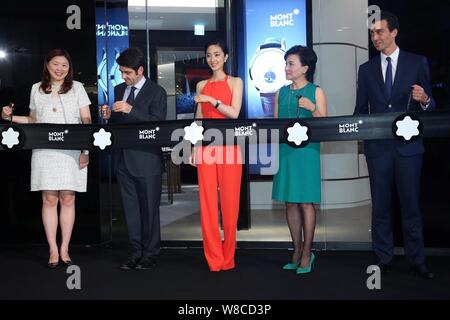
[190,39,243,272]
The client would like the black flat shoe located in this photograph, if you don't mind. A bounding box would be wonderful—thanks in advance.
[47,261,59,269]
[61,259,73,266]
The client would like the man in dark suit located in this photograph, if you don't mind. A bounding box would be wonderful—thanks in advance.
[102,48,167,270]
[354,11,435,278]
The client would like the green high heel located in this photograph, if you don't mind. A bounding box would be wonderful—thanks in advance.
[296,252,315,274]
[282,262,299,270]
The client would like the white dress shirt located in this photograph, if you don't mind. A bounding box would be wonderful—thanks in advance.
[380,46,400,83]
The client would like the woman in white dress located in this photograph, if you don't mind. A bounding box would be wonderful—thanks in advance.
[1,49,92,268]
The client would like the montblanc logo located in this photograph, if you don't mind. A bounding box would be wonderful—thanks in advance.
[393,114,422,141]
[235,125,255,137]
[139,127,159,140]
[339,121,363,134]
[287,122,309,146]
[93,128,112,150]
[1,127,20,149]
[49,130,68,142]
[270,8,300,27]
[184,122,204,145]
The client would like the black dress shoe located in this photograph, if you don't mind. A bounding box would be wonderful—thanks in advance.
[409,265,434,279]
[47,261,59,269]
[377,263,392,274]
[135,256,156,270]
[120,256,141,270]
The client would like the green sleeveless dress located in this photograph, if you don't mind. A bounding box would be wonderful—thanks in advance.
[272,82,321,203]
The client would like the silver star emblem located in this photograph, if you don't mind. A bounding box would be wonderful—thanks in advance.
[93,128,112,150]
[395,116,420,141]
[184,122,204,144]
[287,122,309,146]
[1,127,20,149]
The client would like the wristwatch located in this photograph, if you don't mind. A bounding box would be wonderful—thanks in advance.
[82,150,90,155]
[249,38,288,117]
[421,97,431,110]
[215,100,221,109]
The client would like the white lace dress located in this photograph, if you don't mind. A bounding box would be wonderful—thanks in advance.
[29,81,91,192]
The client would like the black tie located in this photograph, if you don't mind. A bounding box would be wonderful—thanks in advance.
[385,57,393,99]
[126,86,136,105]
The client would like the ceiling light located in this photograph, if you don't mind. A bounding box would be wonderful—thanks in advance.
[129,0,219,8]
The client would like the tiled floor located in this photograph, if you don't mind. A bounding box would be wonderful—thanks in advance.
[160,185,372,245]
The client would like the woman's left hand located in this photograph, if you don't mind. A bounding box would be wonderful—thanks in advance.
[194,94,212,104]
[298,97,316,112]
[79,153,89,169]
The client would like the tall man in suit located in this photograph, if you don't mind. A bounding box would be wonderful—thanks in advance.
[354,11,435,278]
[102,48,167,270]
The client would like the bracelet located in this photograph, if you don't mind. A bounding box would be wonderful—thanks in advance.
[312,104,318,113]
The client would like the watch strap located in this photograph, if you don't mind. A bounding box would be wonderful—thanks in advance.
[260,92,276,117]
[259,37,286,51]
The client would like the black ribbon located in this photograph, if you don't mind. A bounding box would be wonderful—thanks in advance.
[1,110,450,151]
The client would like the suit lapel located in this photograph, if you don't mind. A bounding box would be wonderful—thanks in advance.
[117,84,126,102]
[371,56,388,102]
[134,79,151,106]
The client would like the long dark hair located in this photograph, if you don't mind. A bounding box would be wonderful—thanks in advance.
[40,48,74,94]
[204,39,229,75]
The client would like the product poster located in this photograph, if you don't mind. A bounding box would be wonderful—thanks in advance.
[245,0,308,119]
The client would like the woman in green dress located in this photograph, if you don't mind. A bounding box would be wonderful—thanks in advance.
[272,45,328,274]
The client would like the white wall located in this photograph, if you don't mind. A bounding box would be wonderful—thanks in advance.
[313,0,370,209]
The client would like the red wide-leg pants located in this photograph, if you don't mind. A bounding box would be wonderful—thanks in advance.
[196,145,242,271]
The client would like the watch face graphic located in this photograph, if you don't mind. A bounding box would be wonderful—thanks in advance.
[249,38,289,118]
[249,47,287,94]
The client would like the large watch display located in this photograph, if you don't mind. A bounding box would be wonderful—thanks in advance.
[249,37,288,117]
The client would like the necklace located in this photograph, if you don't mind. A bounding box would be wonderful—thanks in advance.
[52,94,59,112]
[51,84,61,112]
[286,83,307,118]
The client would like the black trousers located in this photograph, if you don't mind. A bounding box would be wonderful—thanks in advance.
[366,151,425,266]
[116,158,162,258]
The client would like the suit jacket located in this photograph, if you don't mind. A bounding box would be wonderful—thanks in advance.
[111,78,167,177]
[354,50,435,158]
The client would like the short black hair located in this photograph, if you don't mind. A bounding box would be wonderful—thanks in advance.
[379,10,400,32]
[116,47,145,72]
[284,45,317,82]
[204,39,228,55]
